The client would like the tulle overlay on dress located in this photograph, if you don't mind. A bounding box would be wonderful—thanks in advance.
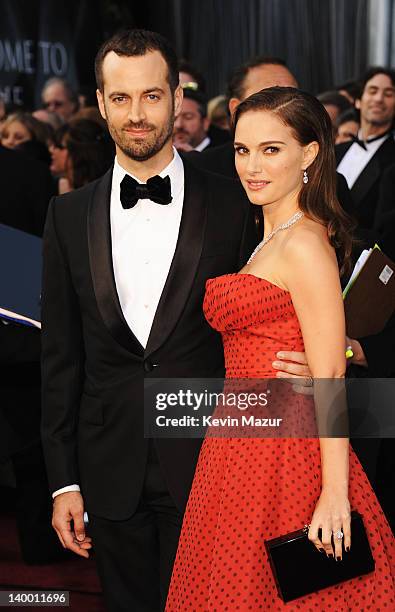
[166,274,395,611]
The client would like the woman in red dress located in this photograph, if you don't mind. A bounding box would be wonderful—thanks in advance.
[166,88,395,610]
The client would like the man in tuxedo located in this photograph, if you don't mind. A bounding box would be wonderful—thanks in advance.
[336,67,395,234]
[41,29,257,612]
[187,56,355,217]
[41,30,311,611]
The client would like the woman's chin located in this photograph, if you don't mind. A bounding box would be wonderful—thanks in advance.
[245,193,269,206]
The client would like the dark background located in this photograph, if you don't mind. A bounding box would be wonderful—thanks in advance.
[1,0,368,108]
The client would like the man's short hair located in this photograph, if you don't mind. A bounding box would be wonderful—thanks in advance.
[95,29,179,94]
[182,88,207,118]
[227,56,288,101]
[360,66,395,95]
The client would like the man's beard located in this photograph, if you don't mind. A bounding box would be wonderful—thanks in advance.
[108,115,175,162]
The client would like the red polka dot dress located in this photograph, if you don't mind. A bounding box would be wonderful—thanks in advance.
[166,274,395,611]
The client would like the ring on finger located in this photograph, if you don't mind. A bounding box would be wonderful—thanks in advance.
[333,529,344,540]
[307,376,314,387]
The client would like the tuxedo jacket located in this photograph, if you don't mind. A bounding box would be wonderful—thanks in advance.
[375,162,395,230]
[188,141,357,218]
[41,159,257,520]
[336,137,395,231]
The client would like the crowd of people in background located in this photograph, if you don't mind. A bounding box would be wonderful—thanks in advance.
[0,50,394,570]
[1,59,394,240]
[0,61,394,242]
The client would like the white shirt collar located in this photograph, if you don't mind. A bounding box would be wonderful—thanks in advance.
[194,136,211,152]
[357,129,390,147]
[112,146,184,202]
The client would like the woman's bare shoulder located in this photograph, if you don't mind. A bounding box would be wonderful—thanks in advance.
[281,217,338,273]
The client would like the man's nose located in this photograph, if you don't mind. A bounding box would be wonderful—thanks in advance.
[174,115,183,129]
[128,99,146,124]
[372,89,385,103]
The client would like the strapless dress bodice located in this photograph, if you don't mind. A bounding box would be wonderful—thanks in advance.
[203,273,304,377]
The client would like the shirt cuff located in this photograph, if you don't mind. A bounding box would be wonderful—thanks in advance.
[52,484,81,499]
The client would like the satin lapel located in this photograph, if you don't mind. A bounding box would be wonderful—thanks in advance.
[87,167,144,356]
[335,141,352,165]
[351,154,380,205]
[145,159,208,357]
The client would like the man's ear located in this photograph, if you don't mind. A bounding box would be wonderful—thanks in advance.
[355,98,361,110]
[302,141,319,170]
[174,85,183,119]
[203,116,210,132]
[96,89,106,120]
[228,97,241,117]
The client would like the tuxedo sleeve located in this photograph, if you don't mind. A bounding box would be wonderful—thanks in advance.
[41,198,85,493]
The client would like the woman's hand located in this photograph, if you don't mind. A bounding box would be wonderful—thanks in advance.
[308,487,351,561]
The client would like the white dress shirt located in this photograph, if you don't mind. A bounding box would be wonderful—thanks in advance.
[110,148,184,347]
[52,148,185,499]
[194,136,211,152]
[337,131,391,189]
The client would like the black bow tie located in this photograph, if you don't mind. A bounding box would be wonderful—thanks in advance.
[352,136,367,150]
[352,130,392,151]
[120,174,172,209]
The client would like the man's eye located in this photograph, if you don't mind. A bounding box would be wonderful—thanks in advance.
[113,97,126,103]
[235,146,248,155]
[146,94,159,101]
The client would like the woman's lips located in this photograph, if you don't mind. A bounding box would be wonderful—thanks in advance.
[246,180,271,191]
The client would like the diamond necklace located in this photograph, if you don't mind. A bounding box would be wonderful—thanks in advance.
[247,210,304,264]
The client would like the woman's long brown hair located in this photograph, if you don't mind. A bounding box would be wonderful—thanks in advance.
[233,87,355,276]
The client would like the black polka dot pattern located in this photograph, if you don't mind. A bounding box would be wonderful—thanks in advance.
[166,274,395,611]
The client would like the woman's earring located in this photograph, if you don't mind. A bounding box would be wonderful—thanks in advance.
[303,170,309,184]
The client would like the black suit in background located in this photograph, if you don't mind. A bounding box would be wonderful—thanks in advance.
[207,123,231,147]
[187,140,357,218]
[0,145,60,563]
[335,136,395,235]
[375,161,395,231]
[41,159,257,610]
[0,145,55,237]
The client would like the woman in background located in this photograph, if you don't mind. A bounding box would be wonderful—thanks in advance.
[63,118,114,191]
[0,112,51,164]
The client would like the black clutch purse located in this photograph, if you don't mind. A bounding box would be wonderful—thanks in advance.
[264,511,375,603]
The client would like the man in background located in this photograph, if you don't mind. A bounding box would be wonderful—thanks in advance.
[336,67,395,234]
[173,88,211,152]
[41,77,79,122]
